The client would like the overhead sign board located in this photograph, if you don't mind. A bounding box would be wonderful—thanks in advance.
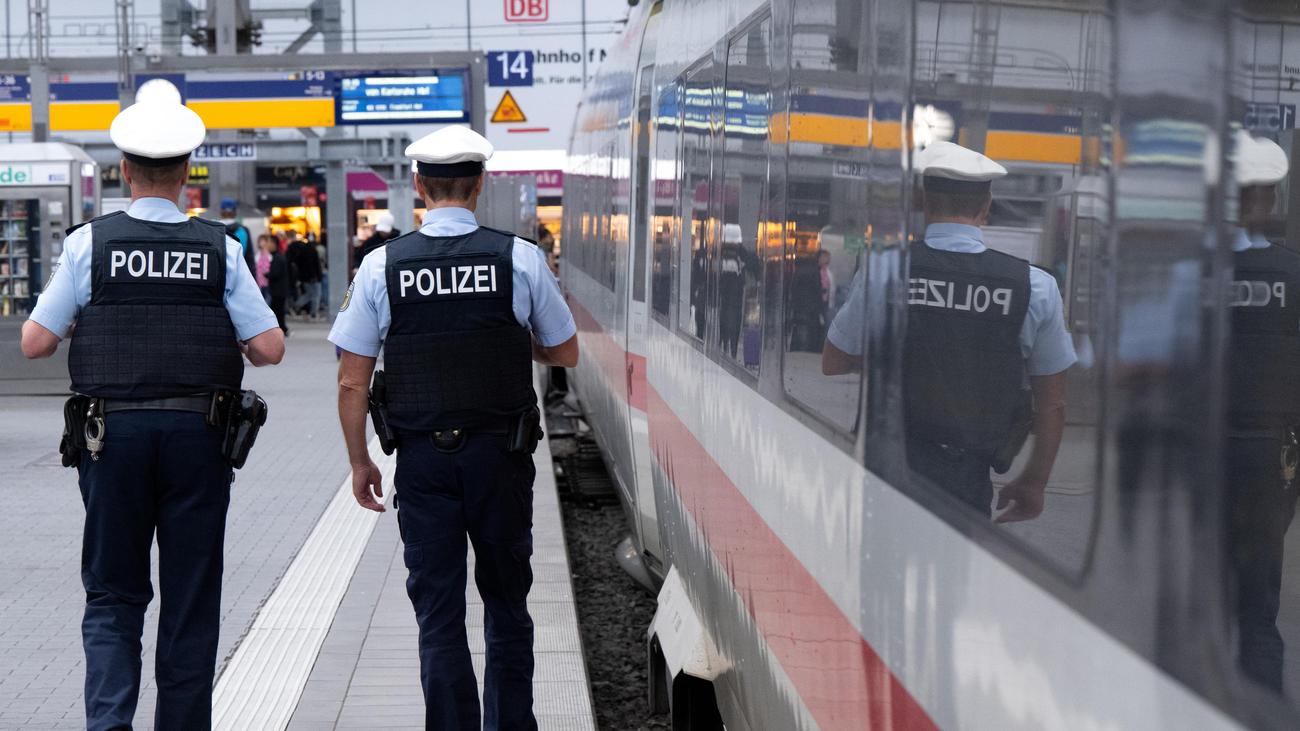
[335,70,470,125]
[0,163,70,186]
[505,0,548,22]
[192,143,257,161]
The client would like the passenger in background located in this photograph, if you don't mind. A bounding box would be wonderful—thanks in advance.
[818,247,837,325]
[261,233,290,335]
[823,141,1075,521]
[1226,132,1300,692]
[220,197,255,274]
[718,223,749,358]
[287,237,322,319]
[788,253,826,352]
[356,212,399,270]
[537,224,558,276]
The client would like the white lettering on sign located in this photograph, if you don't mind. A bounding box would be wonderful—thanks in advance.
[399,265,500,298]
[908,277,1013,315]
[1230,279,1287,308]
[110,249,210,281]
[192,144,258,162]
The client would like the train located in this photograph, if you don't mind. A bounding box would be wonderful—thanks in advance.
[560,0,1300,729]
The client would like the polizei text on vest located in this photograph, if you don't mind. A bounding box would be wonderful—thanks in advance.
[108,248,212,281]
[398,264,500,299]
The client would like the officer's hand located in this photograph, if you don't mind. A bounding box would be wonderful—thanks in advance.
[993,476,1046,523]
[351,459,386,512]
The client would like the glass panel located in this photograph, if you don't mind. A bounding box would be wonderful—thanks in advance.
[677,62,715,342]
[651,82,680,319]
[890,0,1110,573]
[633,67,654,304]
[717,18,771,373]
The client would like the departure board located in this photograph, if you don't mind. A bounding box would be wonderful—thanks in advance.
[335,70,470,125]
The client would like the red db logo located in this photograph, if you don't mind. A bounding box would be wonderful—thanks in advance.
[505,0,547,22]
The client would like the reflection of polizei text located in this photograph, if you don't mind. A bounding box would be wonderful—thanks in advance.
[1230,279,1287,308]
[908,277,1013,315]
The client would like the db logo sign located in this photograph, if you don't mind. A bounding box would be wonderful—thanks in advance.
[505,0,547,22]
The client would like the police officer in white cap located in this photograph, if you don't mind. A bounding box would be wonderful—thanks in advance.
[19,84,284,729]
[329,124,578,730]
[824,141,1075,520]
[1225,131,1300,691]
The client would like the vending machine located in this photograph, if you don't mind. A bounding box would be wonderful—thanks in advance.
[0,143,99,318]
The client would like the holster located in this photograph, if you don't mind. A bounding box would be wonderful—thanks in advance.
[991,388,1034,475]
[217,390,268,469]
[59,395,91,468]
[507,405,544,455]
[369,370,397,455]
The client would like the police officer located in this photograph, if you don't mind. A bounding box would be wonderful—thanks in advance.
[329,125,578,731]
[823,141,1076,520]
[1226,132,1300,691]
[19,85,284,729]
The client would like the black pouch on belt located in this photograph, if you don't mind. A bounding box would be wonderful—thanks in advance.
[507,405,544,455]
[368,370,398,456]
[221,390,269,469]
[59,395,91,467]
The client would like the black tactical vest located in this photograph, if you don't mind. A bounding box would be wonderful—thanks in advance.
[68,211,244,399]
[383,226,535,432]
[1227,243,1300,429]
[903,242,1031,454]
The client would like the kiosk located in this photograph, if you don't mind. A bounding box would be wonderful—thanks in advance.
[0,143,99,317]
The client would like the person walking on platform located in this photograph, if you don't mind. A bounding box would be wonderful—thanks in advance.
[220,197,255,274]
[19,88,284,730]
[822,141,1076,520]
[330,125,579,731]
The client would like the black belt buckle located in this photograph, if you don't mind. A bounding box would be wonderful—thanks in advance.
[432,428,465,453]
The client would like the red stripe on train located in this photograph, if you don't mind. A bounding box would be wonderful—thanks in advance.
[570,295,647,412]
[568,296,938,729]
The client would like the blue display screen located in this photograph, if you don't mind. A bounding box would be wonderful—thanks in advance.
[335,70,470,125]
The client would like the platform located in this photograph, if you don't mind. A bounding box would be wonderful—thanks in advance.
[0,322,595,730]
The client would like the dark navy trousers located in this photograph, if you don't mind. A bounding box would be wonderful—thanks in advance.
[395,432,537,731]
[76,410,232,731]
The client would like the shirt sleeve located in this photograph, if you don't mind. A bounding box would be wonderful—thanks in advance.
[826,268,866,355]
[27,225,92,338]
[519,240,576,347]
[222,237,280,341]
[1022,268,1078,376]
[328,251,386,358]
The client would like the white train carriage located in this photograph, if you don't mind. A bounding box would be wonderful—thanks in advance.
[562,0,1300,729]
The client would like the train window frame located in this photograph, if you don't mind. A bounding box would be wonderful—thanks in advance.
[650,80,684,326]
[673,57,718,352]
[706,12,774,387]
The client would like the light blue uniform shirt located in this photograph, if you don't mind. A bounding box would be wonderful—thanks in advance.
[28,197,279,341]
[827,223,1078,376]
[329,207,577,358]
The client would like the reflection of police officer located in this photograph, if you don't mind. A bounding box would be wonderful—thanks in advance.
[718,223,747,358]
[329,126,579,731]
[19,86,285,729]
[823,142,1076,520]
[1226,132,1300,692]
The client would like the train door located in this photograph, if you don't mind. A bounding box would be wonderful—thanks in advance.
[626,2,664,570]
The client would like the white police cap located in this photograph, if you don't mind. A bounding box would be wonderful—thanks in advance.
[405,126,494,178]
[916,141,1007,188]
[1235,131,1289,187]
[109,96,205,165]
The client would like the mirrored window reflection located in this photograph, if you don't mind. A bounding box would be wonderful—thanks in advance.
[651,83,680,319]
[677,64,714,342]
[716,18,772,374]
[1228,4,1300,708]
[895,0,1108,573]
[783,12,867,434]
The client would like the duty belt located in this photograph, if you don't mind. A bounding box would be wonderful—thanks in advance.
[102,394,213,414]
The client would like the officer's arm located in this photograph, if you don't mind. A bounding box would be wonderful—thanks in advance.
[995,370,1068,524]
[20,320,60,359]
[337,350,385,512]
[242,328,285,366]
[533,333,579,368]
[821,339,860,375]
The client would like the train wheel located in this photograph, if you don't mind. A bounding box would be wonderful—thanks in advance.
[670,674,724,731]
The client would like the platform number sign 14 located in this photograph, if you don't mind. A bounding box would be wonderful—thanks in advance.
[489,51,534,88]
[504,0,547,22]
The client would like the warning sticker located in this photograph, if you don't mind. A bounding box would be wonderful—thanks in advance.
[491,90,527,124]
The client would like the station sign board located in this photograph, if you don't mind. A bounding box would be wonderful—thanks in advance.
[335,70,471,125]
[505,0,548,22]
[0,163,71,186]
[193,143,257,161]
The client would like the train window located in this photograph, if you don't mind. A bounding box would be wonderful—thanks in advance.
[884,0,1106,574]
[714,16,771,375]
[1222,3,1300,715]
[676,61,716,343]
[650,82,680,319]
[781,16,868,435]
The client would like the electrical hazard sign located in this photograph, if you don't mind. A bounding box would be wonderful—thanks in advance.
[491,90,527,123]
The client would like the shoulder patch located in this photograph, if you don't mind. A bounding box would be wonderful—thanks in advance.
[340,281,355,312]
